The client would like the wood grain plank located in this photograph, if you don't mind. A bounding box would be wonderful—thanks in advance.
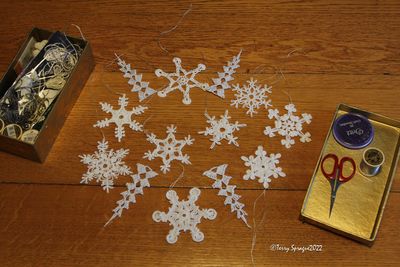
[0,69,398,191]
[0,1,399,75]
[0,184,399,266]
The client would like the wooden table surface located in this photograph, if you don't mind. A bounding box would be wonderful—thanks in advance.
[0,1,399,266]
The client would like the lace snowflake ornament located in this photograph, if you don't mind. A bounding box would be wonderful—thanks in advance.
[143,125,194,173]
[116,55,157,102]
[79,139,131,193]
[198,110,246,149]
[231,78,272,117]
[241,146,286,189]
[94,94,147,142]
[153,187,217,244]
[105,163,158,226]
[207,50,241,98]
[203,164,250,227]
[155,57,208,104]
[264,103,312,148]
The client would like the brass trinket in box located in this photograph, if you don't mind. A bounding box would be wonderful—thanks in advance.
[300,104,400,246]
[0,28,94,162]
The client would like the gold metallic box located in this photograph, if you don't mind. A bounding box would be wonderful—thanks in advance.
[0,28,94,162]
[300,103,400,246]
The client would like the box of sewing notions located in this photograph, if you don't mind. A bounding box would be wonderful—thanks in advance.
[0,28,94,162]
[300,103,400,246]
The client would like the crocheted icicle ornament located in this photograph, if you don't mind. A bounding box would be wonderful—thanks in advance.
[231,78,272,117]
[116,55,157,102]
[155,57,209,104]
[264,103,312,148]
[241,145,286,189]
[203,164,250,227]
[105,163,158,226]
[79,139,131,193]
[198,110,246,149]
[94,94,147,142]
[207,50,241,98]
[143,125,194,173]
[153,187,217,244]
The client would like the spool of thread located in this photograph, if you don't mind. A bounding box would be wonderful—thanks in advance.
[360,147,385,177]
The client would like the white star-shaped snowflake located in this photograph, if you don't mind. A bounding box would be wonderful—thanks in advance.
[94,94,147,142]
[143,125,194,173]
[198,110,246,149]
[264,103,312,148]
[241,145,286,189]
[231,78,272,117]
[79,139,131,193]
[153,187,217,244]
[155,57,209,105]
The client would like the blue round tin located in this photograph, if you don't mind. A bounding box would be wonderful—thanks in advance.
[333,113,374,149]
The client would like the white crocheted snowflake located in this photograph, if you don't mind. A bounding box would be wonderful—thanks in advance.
[155,57,209,104]
[116,54,157,102]
[153,187,217,244]
[94,94,147,142]
[264,103,312,148]
[105,163,158,226]
[143,125,194,173]
[203,164,250,227]
[241,145,286,189]
[207,50,241,98]
[79,139,131,193]
[231,78,272,117]
[198,110,246,149]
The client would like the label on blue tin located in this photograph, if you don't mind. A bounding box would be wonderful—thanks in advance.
[333,113,374,149]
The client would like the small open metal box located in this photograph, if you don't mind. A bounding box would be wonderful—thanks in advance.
[0,28,94,162]
[300,103,400,246]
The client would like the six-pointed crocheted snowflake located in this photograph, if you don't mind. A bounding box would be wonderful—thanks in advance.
[198,110,246,149]
[203,164,250,227]
[94,94,147,142]
[79,139,131,193]
[231,78,272,117]
[116,54,157,102]
[105,163,158,226]
[241,145,286,189]
[264,103,312,148]
[153,187,217,244]
[143,125,194,173]
[207,51,241,98]
[155,57,209,104]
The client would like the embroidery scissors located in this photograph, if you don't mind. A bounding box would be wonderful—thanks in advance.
[321,154,356,217]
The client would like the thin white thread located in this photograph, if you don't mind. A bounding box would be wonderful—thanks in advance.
[157,3,193,54]
[71,24,86,41]
[169,164,185,188]
[286,48,303,58]
[250,190,266,267]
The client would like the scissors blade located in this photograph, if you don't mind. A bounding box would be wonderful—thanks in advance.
[329,170,340,217]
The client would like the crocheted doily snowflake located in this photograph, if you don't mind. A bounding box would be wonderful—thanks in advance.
[105,163,158,226]
[198,110,246,149]
[94,94,147,142]
[153,187,217,244]
[155,57,209,104]
[264,103,312,148]
[203,164,250,227]
[79,139,131,193]
[241,145,286,189]
[143,125,194,173]
[207,51,241,98]
[116,54,157,102]
[231,78,272,117]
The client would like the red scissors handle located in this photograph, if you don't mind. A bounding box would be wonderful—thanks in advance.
[321,154,356,183]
